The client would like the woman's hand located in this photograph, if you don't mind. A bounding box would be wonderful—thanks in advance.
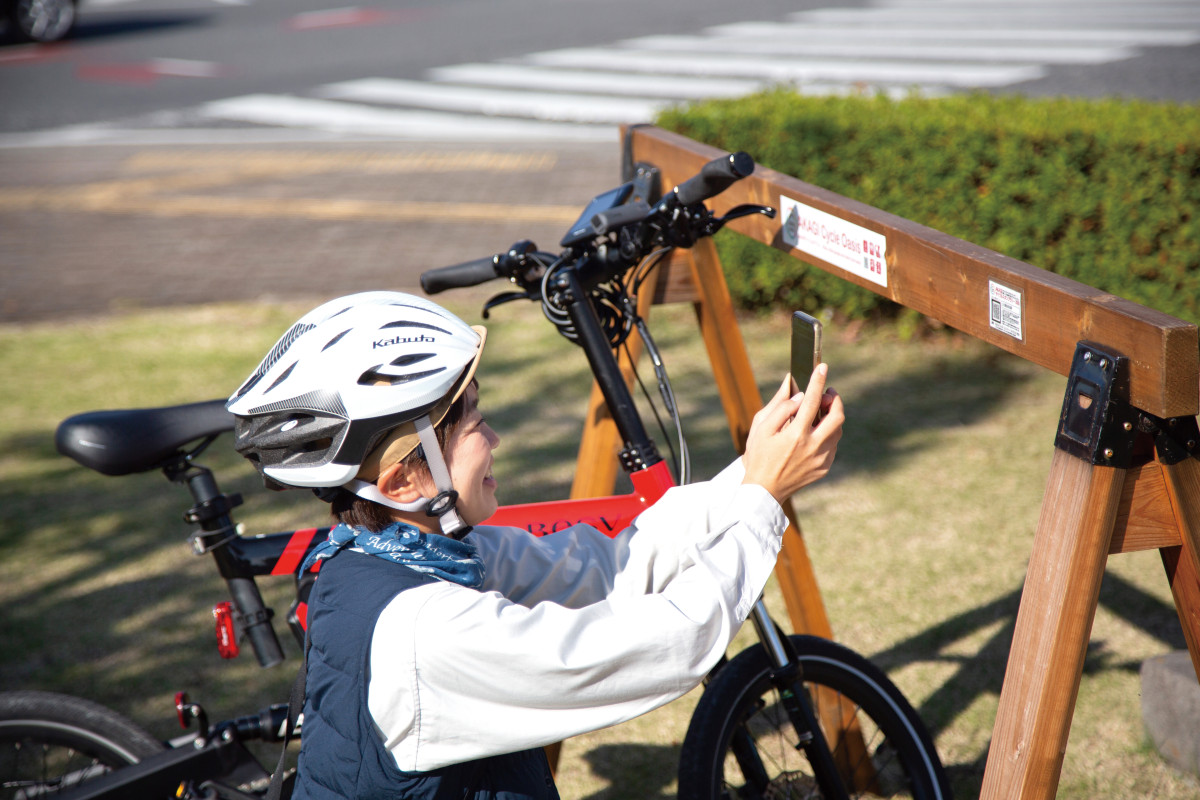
[741,364,844,505]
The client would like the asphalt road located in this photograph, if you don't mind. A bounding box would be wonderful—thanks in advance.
[1,139,622,321]
[2,0,1198,324]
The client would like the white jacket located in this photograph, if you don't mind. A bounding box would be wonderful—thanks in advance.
[366,459,786,772]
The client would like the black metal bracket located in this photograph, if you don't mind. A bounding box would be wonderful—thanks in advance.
[183,492,244,525]
[185,493,244,553]
[1055,341,1200,469]
[1137,412,1200,465]
[1055,342,1140,467]
[621,123,651,183]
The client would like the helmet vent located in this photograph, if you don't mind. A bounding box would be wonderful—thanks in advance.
[322,329,352,351]
[378,321,452,335]
[232,322,315,399]
[264,361,298,394]
[389,353,435,368]
[358,366,445,387]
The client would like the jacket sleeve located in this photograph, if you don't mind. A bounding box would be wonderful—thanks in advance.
[367,470,784,773]
[469,457,748,609]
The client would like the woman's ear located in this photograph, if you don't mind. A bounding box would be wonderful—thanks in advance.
[377,461,429,504]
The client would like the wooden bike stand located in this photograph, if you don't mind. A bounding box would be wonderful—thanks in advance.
[616,124,1200,797]
[981,344,1200,798]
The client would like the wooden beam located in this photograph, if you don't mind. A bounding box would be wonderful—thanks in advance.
[1110,461,1184,554]
[624,126,1199,419]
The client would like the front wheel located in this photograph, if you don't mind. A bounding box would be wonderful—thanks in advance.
[0,690,164,798]
[678,635,951,799]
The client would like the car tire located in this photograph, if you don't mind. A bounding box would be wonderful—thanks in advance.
[4,0,78,43]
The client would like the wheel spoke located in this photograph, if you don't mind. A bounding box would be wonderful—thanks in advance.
[679,636,948,800]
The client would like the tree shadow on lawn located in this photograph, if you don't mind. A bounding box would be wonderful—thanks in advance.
[579,743,679,800]
[0,427,311,736]
[868,569,1188,798]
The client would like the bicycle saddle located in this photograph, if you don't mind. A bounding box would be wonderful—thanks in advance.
[56,399,234,476]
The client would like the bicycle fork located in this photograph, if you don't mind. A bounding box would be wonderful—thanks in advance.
[741,600,852,800]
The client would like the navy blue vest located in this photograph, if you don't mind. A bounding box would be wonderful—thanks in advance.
[293,550,559,800]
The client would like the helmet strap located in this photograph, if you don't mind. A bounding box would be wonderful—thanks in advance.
[412,415,471,539]
[343,415,472,540]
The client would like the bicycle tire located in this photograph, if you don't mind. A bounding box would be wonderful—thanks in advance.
[0,690,164,799]
[678,635,951,800]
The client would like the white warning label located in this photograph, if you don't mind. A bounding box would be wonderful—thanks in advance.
[989,280,1024,340]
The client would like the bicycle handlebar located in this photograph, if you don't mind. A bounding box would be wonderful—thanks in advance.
[590,200,652,237]
[420,256,500,295]
[421,151,759,300]
[672,151,755,207]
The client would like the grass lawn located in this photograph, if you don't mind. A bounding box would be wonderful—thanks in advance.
[1,294,1195,799]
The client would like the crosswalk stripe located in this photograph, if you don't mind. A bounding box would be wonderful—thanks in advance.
[797,6,1200,25]
[425,63,765,100]
[521,47,1047,88]
[617,34,1136,65]
[315,78,673,124]
[707,21,1200,47]
[198,95,614,141]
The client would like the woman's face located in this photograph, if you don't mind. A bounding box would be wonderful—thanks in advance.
[439,383,501,527]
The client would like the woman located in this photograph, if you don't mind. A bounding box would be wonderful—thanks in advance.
[227,290,843,799]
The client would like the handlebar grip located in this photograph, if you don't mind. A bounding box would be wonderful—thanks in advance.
[673,152,755,207]
[420,257,500,295]
[591,201,651,236]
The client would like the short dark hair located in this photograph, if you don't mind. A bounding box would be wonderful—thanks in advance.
[330,387,472,532]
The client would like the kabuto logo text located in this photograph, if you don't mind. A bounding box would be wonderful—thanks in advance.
[374,334,436,348]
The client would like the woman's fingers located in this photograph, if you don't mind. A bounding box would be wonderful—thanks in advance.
[741,365,844,504]
[756,373,803,433]
[795,364,828,426]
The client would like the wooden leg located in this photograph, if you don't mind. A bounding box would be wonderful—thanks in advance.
[685,237,760,453]
[1159,455,1200,680]
[981,449,1125,800]
[569,380,623,499]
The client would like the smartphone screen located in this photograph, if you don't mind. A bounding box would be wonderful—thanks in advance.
[790,311,823,394]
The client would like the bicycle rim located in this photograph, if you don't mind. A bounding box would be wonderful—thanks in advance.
[680,636,949,800]
[0,692,163,799]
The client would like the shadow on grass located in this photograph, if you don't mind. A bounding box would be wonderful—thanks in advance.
[579,743,679,800]
[0,308,1175,797]
[866,569,1188,798]
[828,345,1042,481]
[0,425,311,733]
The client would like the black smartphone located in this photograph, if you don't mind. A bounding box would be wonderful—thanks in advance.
[790,310,823,395]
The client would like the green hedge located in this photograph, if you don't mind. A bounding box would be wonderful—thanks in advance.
[656,91,1200,326]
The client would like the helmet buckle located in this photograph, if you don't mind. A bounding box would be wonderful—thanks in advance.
[425,490,460,518]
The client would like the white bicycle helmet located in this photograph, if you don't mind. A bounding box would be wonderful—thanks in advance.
[227,291,485,536]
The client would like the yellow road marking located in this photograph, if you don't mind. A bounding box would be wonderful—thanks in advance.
[0,188,582,224]
[121,150,559,174]
[0,149,581,224]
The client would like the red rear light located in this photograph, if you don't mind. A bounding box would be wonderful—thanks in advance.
[213,601,239,659]
[174,692,190,729]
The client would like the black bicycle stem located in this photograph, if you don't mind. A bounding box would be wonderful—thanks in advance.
[556,263,661,472]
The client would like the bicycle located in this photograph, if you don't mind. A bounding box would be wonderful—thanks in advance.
[3,150,951,800]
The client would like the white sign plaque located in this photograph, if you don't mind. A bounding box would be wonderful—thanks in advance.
[779,194,888,288]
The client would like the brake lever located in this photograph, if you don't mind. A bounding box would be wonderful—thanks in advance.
[481,290,534,319]
[717,203,777,225]
[694,203,777,239]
